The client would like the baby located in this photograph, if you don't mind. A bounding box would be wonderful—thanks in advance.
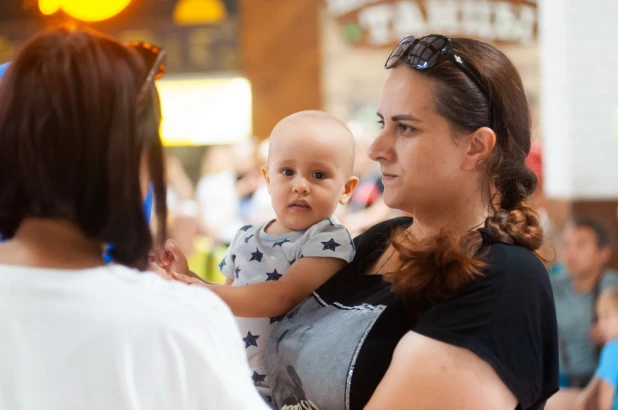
[592,288,618,410]
[160,110,359,401]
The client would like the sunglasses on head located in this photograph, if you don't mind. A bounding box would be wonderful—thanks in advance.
[126,42,166,100]
[385,34,489,100]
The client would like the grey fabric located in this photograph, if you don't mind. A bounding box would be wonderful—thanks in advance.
[264,295,385,410]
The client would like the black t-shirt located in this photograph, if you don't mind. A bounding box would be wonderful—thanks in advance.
[265,217,559,410]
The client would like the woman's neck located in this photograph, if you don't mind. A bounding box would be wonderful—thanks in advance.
[0,218,105,269]
[406,194,489,241]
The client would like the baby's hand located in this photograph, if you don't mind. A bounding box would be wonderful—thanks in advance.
[171,271,209,287]
[153,239,195,278]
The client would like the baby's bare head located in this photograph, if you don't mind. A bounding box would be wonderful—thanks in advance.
[268,110,355,176]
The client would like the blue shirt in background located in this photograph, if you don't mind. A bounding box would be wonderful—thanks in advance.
[595,338,618,410]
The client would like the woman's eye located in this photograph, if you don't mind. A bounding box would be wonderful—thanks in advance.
[312,172,326,180]
[377,119,385,129]
[281,169,294,176]
[398,123,415,133]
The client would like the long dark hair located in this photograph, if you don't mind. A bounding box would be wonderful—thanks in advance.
[0,27,167,270]
[386,37,543,312]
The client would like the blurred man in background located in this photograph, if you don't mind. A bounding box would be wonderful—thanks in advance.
[553,217,618,388]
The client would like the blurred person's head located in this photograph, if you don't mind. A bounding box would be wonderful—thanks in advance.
[371,35,543,309]
[200,144,233,176]
[596,288,618,343]
[262,111,359,231]
[0,27,167,270]
[562,217,612,280]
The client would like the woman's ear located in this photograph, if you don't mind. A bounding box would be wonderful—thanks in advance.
[462,127,496,172]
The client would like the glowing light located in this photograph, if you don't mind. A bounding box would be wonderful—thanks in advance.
[156,77,252,146]
[38,0,132,22]
[173,0,227,25]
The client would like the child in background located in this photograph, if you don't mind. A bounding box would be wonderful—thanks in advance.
[157,110,359,401]
[593,288,618,410]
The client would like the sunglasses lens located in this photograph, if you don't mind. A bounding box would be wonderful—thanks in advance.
[385,36,415,68]
[128,42,166,79]
[409,35,448,69]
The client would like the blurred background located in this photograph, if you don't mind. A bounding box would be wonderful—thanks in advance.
[0,0,617,283]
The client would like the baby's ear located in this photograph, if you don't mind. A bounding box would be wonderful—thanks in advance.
[261,166,270,185]
[339,176,359,205]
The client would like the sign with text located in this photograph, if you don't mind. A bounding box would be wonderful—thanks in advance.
[326,0,538,47]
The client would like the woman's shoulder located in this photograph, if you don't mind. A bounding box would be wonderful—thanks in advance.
[481,242,551,292]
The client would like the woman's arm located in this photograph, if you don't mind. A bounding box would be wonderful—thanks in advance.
[365,332,517,410]
[597,379,615,410]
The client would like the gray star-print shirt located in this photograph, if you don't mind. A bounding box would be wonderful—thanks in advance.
[218,218,355,398]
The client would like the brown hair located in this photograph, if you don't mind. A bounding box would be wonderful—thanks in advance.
[386,37,543,312]
[0,27,167,270]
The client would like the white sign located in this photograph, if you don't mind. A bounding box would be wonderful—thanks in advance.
[326,0,537,47]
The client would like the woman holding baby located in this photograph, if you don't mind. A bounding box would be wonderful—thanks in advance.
[0,25,557,410]
[169,34,559,409]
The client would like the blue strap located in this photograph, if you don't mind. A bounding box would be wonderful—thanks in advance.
[0,62,9,79]
[104,185,154,263]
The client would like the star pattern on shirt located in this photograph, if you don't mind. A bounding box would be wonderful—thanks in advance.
[244,234,254,244]
[240,224,253,232]
[234,266,241,279]
[273,238,290,247]
[231,254,236,263]
[269,314,285,324]
[321,238,341,251]
[252,371,266,383]
[288,259,296,265]
[266,269,282,281]
[250,248,263,262]
[218,258,226,271]
[243,331,260,348]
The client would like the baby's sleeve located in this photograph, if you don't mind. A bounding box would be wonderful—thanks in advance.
[595,340,618,388]
[298,221,355,263]
[217,229,244,280]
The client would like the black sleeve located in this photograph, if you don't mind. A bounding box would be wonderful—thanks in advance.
[413,244,559,410]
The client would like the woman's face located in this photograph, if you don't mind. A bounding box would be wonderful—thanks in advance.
[368,66,476,215]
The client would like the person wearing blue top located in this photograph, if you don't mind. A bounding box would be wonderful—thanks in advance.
[595,288,618,410]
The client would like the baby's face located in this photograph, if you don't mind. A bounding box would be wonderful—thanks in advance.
[264,119,355,231]
[596,297,618,343]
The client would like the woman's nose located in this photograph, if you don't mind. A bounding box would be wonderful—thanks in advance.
[368,131,391,163]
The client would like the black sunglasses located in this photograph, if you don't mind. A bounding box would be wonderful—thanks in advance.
[385,34,489,100]
[127,42,166,101]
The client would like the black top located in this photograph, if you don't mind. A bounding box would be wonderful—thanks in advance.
[265,217,559,410]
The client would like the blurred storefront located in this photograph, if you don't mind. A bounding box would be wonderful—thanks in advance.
[321,0,540,143]
[0,0,248,180]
